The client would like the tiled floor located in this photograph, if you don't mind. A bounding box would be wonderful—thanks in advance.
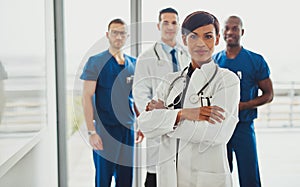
[68,127,300,187]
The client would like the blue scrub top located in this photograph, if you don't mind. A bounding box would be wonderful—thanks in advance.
[80,50,136,127]
[213,47,270,122]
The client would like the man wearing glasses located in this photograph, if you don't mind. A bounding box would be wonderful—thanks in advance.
[81,18,136,187]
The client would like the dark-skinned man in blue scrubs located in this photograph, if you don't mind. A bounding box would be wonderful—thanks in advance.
[213,15,274,187]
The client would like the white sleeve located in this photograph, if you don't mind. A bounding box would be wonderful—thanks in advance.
[168,73,240,145]
[137,108,180,138]
[133,55,153,113]
[137,75,180,138]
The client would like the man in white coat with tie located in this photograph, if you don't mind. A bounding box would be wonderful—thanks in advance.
[137,11,240,187]
[133,7,190,187]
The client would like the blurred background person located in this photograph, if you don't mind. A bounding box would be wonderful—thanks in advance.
[80,18,136,187]
[133,7,189,187]
[213,15,274,187]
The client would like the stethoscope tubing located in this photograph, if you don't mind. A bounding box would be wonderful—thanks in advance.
[153,42,185,63]
[166,64,218,106]
[153,42,161,61]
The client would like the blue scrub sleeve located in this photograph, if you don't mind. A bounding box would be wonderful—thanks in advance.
[80,57,100,81]
[255,56,270,82]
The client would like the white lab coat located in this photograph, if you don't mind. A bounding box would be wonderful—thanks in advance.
[137,61,240,187]
[133,42,190,173]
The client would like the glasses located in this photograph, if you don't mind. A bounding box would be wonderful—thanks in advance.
[109,30,128,37]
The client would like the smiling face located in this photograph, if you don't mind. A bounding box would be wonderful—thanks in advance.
[157,12,179,45]
[183,24,220,68]
[223,17,244,47]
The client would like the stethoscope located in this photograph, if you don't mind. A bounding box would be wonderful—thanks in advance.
[153,42,184,63]
[165,64,218,108]
[153,42,162,61]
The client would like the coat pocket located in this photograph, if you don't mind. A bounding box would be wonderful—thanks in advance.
[196,171,232,187]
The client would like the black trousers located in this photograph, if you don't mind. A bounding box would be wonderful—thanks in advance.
[144,172,156,187]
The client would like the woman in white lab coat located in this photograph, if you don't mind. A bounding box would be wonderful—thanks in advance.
[137,11,240,187]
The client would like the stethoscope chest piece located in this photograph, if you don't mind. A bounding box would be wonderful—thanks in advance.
[189,94,200,104]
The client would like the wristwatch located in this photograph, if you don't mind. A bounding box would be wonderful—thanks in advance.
[88,130,97,136]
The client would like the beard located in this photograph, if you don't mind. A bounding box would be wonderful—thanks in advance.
[227,42,240,48]
[225,37,240,48]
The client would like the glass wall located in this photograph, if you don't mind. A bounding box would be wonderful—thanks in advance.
[142,1,300,128]
[63,0,300,186]
[0,1,298,186]
[142,1,300,187]
[64,1,131,186]
[143,0,300,82]
[0,0,46,134]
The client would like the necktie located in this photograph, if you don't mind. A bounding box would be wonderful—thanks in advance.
[170,49,178,72]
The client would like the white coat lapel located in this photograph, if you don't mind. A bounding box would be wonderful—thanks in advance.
[183,62,216,108]
[155,42,171,67]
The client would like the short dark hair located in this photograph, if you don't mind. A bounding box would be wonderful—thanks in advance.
[107,18,126,31]
[158,7,178,22]
[182,11,220,36]
[226,15,243,28]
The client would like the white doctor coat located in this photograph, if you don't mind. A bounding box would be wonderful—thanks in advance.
[133,42,190,173]
[137,61,240,187]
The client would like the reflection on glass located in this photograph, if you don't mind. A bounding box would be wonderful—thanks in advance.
[0,57,46,133]
[0,61,7,125]
[0,0,46,134]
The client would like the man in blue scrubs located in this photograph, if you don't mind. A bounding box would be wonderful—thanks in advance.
[213,16,274,187]
[80,18,136,187]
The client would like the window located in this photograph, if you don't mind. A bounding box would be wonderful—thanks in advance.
[0,0,46,134]
[143,0,300,82]
[64,1,131,186]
